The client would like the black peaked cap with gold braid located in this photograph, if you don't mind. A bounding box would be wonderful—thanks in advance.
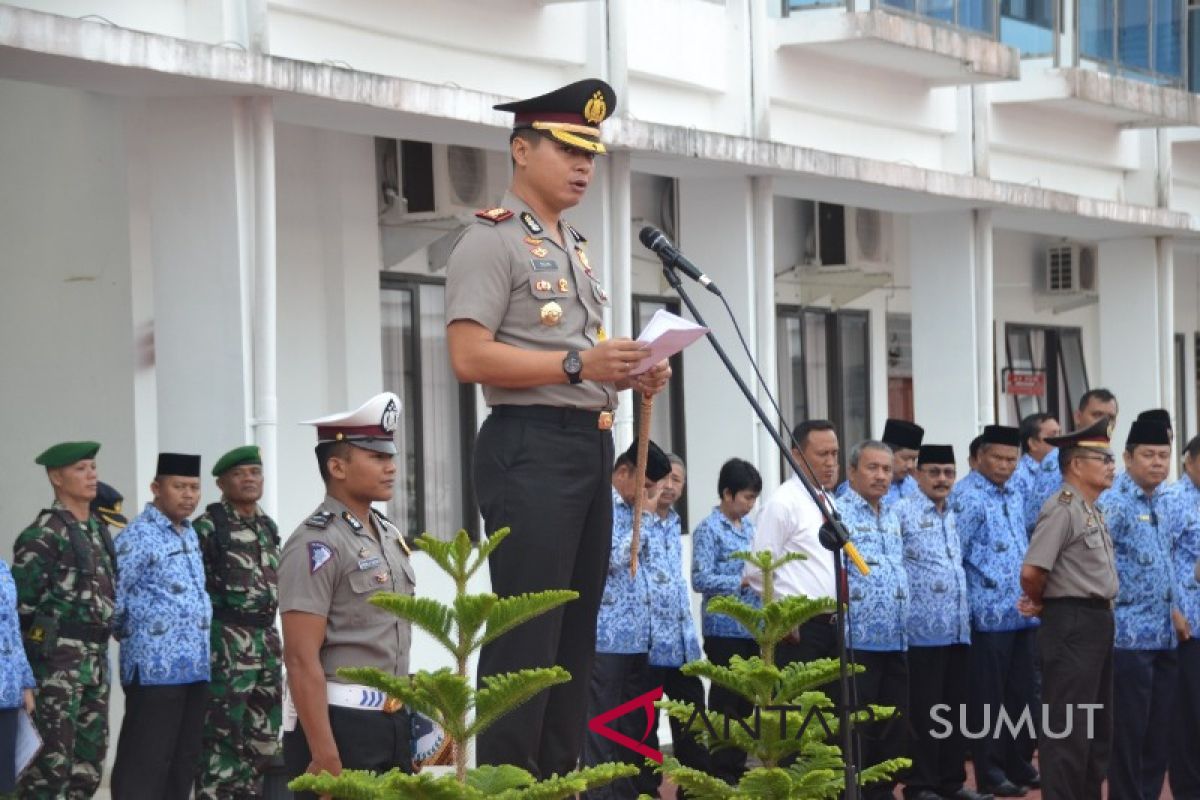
[495,79,616,155]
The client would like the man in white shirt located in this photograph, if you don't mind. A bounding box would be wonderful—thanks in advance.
[746,419,840,665]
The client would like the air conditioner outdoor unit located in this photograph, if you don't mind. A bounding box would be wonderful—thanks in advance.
[805,203,893,270]
[396,143,494,222]
[1045,243,1098,294]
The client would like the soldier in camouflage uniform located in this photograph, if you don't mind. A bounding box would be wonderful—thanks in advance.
[193,445,282,799]
[13,441,117,799]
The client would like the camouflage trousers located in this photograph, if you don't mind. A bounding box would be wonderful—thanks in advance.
[195,620,283,800]
[19,645,110,799]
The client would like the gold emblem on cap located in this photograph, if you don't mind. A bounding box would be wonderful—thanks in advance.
[584,90,607,124]
[540,301,563,326]
[558,277,570,293]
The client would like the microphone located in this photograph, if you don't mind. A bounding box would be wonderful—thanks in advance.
[638,226,722,296]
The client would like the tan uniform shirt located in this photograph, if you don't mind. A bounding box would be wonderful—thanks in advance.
[444,189,615,410]
[278,495,415,680]
[1024,483,1119,600]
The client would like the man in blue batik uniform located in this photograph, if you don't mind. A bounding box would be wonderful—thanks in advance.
[840,440,910,800]
[951,425,1039,797]
[1028,390,1119,532]
[111,453,212,800]
[581,440,671,800]
[691,457,762,785]
[1099,417,1189,800]
[1160,433,1200,799]
[838,419,924,512]
[896,445,985,800]
[1011,413,1060,534]
[644,455,706,795]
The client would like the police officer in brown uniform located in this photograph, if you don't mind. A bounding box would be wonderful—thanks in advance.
[445,79,670,778]
[279,392,417,797]
[1019,418,1119,800]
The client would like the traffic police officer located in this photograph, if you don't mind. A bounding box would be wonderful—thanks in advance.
[111,452,212,799]
[1096,417,1186,800]
[444,78,670,777]
[840,440,910,800]
[1160,433,1200,798]
[950,425,1039,796]
[279,392,416,798]
[194,445,282,799]
[895,444,980,800]
[1019,418,1119,800]
[14,441,117,798]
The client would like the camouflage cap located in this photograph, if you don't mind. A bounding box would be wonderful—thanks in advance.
[35,441,100,469]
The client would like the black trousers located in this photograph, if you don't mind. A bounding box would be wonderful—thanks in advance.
[282,705,412,800]
[0,707,16,794]
[703,636,758,784]
[650,663,709,799]
[775,613,839,666]
[849,649,909,800]
[581,653,659,800]
[1171,637,1200,800]
[1037,602,1113,800]
[1109,648,1177,800]
[473,409,615,779]
[111,679,208,800]
[905,644,969,797]
[967,628,1038,789]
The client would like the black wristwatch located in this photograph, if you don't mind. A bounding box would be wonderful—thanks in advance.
[562,349,583,384]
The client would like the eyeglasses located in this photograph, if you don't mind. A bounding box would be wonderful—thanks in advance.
[919,467,957,479]
[1076,453,1116,466]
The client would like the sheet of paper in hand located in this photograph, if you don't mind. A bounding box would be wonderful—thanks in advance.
[630,309,708,375]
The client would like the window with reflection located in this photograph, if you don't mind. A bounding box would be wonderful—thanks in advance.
[1003,323,1089,430]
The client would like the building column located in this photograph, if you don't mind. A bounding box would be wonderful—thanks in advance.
[751,176,780,492]
[909,210,989,450]
[676,176,757,525]
[1097,237,1165,446]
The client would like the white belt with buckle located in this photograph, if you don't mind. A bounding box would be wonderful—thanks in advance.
[327,682,404,713]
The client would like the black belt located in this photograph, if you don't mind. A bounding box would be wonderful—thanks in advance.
[491,404,614,431]
[213,608,276,627]
[58,621,111,644]
[1043,597,1113,611]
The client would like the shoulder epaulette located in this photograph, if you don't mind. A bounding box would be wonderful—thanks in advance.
[475,207,513,224]
[566,223,587,243]
[305,511,334,529]
[1057,489,1075,506]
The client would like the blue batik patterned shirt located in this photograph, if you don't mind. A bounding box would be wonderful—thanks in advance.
[0,560,34,709]
[115,503,212,685]
[645,509,702,667]
[1026,448,1062,529]
[895,493,970,647]
[1160,476,1200,631]
[595,489,652,655]
[1099,473,1177,650]
[1011,453,1043,534]
[950,471,1038,633]
[839,488,909,652]
[691,507,761,640]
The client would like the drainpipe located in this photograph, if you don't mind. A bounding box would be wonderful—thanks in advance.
[251,95,278,518]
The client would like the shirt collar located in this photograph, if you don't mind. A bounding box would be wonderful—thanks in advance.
[142,501,191,531]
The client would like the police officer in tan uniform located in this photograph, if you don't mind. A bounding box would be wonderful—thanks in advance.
[279,392,417,797]
[444,79,670,778]
[1019,417,1119,800]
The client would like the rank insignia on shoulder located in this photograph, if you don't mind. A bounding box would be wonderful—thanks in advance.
[1058,490,1074,505]
[523,236,543,246]
[308,541,334,574]
[566,223,586,243]
[475,207,512,223]
[27,627,44,643]
[342,511,363,532]
[305,511,334,529]
[520,212,544,236]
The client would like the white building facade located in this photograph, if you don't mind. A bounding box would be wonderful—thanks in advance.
[2,0,1199,769]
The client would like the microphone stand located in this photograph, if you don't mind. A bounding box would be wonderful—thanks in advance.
[660,264,861,799]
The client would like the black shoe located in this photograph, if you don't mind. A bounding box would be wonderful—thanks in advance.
[978,782,1027,798]
[946,789,995,800]
[906,791,943,800]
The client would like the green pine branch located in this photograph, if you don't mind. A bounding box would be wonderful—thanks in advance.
[479,590,578,648]
[470,667,571,738]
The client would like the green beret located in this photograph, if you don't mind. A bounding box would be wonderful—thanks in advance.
[212,445,262,476]
[35,441,100,469]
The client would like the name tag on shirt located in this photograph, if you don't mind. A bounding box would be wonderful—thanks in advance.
[357,557,382,571]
